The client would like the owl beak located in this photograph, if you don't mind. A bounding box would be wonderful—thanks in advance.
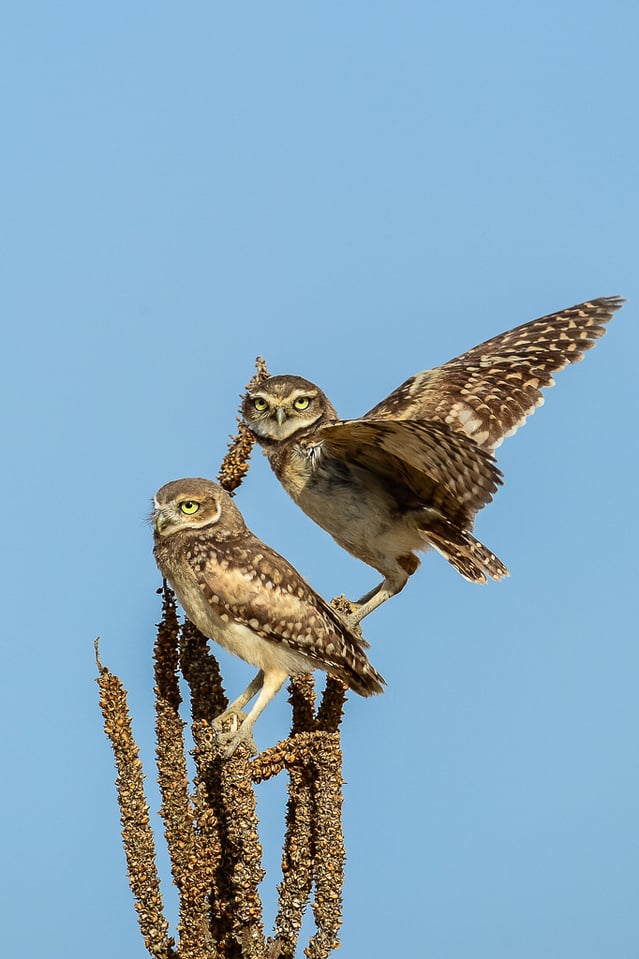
[275,407,287,425]
[155,511,169,534]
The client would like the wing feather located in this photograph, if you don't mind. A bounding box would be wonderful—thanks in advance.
[364,296,624,449]
[190,535,384,695]
[316,418,502,522]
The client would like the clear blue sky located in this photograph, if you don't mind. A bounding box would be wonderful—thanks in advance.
[2,3,637,957]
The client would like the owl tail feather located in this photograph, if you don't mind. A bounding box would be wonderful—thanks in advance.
[422,517,509,584]
[319,657,386,698]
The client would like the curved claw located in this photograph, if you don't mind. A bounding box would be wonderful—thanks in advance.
[212,708,257,757]
[212,706,247,733]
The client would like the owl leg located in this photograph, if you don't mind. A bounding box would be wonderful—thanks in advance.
[212,670,264,755]
[348,580,397,624]
[215,668,289,757]
[355,581,387,607]
[349,565,413,624]
[218,669,265,718]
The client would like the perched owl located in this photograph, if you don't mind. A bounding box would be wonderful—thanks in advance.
[152,478,384,754]
[242,296,624,622]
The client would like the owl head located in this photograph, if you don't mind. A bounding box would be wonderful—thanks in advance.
[242,375,338,442]
[152,478,246,539]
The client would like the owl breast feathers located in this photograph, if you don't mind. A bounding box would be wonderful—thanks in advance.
[242,296,624,622]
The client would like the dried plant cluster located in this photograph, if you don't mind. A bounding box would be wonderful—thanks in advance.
[97,358,350,958]
[216,355,270,495]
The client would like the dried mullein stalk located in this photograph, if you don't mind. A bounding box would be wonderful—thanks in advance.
[98,355,351,958]
[95,640,177,959]
[218,356,271,495]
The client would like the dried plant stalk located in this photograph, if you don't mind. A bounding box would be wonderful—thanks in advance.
[154,587,216,958]
[217,356,271,495]
[215,753,266,955]
[305,737,345,959]
[99,355,350,958]
[99,621,347,958]
[315,678,347,733]
[95,641,177,959]
[180,618,228,724]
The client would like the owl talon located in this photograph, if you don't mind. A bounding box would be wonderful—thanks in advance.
[212,709,258,756]
[344,609,364,632]
[216,723,258,757]
[329,594,364,631]
[213,706,246,733]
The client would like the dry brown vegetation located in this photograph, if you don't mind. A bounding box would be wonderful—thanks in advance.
[97,358,350,958]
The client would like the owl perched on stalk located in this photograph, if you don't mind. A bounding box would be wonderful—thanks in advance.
[242,296,624,623]
[152,478,384,755]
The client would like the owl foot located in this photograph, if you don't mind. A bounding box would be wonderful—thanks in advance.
[329,594,365,633]
[213,708,258,757]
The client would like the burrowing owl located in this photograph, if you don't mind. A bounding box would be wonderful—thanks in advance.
[152,478,384,754]
[242,296,624,623]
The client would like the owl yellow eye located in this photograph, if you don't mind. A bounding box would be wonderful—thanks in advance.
[253,398,268,412]
[293,396,310,410]
[180,500,200,515]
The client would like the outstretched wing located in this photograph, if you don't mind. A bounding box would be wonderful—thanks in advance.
[315,417,502,523]
[364,296,624,449]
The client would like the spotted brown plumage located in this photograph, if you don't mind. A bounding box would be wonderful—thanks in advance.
[152,477,384,754]
[242,296,623,622]
[365,296,625,448]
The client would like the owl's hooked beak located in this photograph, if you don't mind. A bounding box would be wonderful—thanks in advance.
[154,510,170,534]
[275,407,287,425]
